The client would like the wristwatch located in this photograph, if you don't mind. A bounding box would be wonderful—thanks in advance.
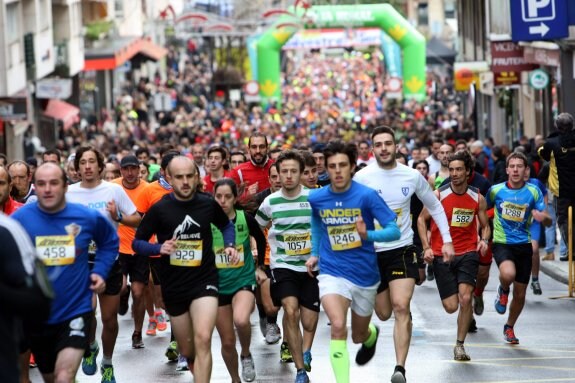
[114,211,123,223]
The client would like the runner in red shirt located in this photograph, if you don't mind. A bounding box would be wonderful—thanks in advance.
[417,150,490,362]
[0,167,23,215]
[229,133,274,200]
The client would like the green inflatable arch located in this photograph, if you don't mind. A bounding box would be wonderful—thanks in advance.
[256,4,426,106]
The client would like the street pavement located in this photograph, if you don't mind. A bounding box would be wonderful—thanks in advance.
[30,254,575,383]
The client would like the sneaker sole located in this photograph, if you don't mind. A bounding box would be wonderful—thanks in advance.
[391,372,406,383]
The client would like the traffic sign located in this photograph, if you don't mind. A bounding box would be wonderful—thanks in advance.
[511,0,569,41]
[244,81,259,96]
[529,69,550,89]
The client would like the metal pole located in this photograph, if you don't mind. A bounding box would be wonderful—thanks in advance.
[569,206,573,297]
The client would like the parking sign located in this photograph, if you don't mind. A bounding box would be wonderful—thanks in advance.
[511,0,568,41]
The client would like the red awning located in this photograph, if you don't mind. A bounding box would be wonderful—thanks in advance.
[43,99,80,130]
[84,37,168,71]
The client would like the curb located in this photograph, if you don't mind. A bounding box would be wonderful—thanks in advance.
[540,261,569,285]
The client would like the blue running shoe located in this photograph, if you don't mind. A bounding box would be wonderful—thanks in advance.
[494,285,509,315]
[303,350,312,372]
[100,364,116,383]
[82,342,99,375]
[295,369,309,383]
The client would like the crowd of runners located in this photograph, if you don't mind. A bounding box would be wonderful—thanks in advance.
[3,42,575,383]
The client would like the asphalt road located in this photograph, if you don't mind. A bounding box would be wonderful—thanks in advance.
[29,264,575,383]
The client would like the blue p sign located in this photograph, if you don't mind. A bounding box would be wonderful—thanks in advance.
[522,0,554,21]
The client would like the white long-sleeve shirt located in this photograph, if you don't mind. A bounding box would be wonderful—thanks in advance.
[354,162,452,251]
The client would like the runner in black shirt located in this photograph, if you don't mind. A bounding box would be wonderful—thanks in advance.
[133,155,238,383]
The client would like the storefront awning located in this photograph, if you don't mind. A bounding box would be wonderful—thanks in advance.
[43,99,80,130]
[84,37,168,71]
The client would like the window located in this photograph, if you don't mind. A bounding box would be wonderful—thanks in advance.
[115,0,124,18]
[6,2,19,43]
[39,0,50,29]
[417,3,429,26]
[445,0,456,19]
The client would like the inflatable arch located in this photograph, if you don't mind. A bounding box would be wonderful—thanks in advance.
[256,4,426,106]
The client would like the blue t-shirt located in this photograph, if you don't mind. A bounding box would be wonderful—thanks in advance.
[12,203,118,324]
[308,181,397,287]
[487,182,546,245]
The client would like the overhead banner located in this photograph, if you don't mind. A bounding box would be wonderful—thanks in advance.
[283,28,381,50]
[256,3,426,105]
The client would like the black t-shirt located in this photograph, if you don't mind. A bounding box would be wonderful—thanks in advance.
[135,193,230,300]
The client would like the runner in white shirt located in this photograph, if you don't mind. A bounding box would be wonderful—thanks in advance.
[66,146,140,383]
[354,126,454,383]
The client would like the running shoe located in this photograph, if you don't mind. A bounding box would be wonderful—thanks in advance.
[295,369,309,383]
[175,354,189,371]
[280,341,293,363]
[265,323,281,344]
[453,344,471,361]
[155,310,167,332]
[119,284,130,316]
[82,342,99,375]
[165,341,178,362]
[241,353,256,382]
[355,324,379,365]
[259,316,268,337]
[504,326,519,344]
[473,294,484,316]
[468,318,478,333]
[391,370,407,383]
[146,318,157,336]
[531,280,542,295]
[29,353,37,368]
[131,331,144,349]
[494,285,509,314]
[100,364,116,383]
[303,350,312,372]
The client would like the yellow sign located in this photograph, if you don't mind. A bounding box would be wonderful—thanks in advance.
[272,28,294,44]
[454,62,489,92]
[260,79,278,97]
[405,76,424,93]
[388,24,407,41]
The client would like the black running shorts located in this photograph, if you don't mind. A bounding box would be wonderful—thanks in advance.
[30,312,92,374]
[377,245,420,293]
[492,243,533,284]
[270,268,320,312]
[433,252,479,300]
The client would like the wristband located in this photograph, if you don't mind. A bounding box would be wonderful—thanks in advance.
[114,211,123,223]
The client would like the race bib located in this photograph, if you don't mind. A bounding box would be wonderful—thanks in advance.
[501,202,527,222]
[170,240,202,267]
[375,208,402,229]
[328,224,361,251]
[215,244,245,269]
[36,235,76,266]
[451,208,474,227]
[284,233,311,256]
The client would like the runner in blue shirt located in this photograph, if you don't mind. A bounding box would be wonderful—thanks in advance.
[486,152,550,345]
[12,163,118,383]
[305,141,400,383]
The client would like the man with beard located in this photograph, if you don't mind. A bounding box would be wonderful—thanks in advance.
[0,167,22,215]
[354,126,453,383]
[230,133,274,199]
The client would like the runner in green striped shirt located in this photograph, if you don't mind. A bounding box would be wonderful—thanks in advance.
[256,150,319,383]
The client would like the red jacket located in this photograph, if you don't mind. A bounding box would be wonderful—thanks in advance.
[2,197,23,215]
[229,159,274,193]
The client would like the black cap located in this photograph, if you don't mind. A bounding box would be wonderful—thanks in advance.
[120,155,140,168]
